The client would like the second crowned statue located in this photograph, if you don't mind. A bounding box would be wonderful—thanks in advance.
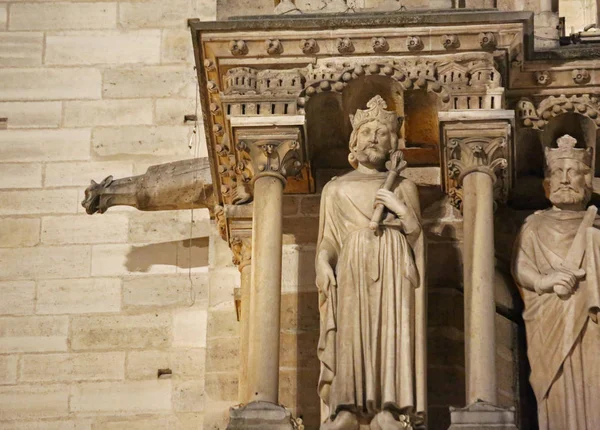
[316,95,426,430]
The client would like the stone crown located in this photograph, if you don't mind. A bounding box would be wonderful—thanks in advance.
[350,95,400,132]
[545,134,593,168]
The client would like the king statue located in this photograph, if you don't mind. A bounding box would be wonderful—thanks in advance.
[512,134,600,430]
[316,95,426,430]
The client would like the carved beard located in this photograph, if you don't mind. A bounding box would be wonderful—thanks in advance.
[355,147,387,167]
[549,187,588,207]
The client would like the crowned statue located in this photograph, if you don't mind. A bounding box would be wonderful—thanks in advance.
[316,95,426,430]
[512,134,600,429]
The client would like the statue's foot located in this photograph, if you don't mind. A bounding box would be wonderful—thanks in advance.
[321,410,359,430]
[370,410,408,430]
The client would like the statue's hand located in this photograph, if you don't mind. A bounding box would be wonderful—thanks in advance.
[535,270,580,296]
[81,176,113,214]
[375,189,408,217]
[316,257,336,297]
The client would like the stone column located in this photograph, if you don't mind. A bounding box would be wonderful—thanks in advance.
[227,120,305,430]
[440,112,518,430]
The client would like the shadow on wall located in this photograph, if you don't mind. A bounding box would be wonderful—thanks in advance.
[125,237,209,272]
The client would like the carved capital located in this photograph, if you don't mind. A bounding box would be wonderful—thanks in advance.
[447,137,508,185]
[232,123,306,186]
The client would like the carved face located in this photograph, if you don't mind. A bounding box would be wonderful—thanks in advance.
[353,119,392,169]
[546,158,592,208]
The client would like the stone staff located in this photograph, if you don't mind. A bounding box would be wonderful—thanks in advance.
[369,149,407,230]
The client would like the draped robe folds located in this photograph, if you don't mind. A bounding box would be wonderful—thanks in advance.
[512,208,600,430]
[316,170,425,421]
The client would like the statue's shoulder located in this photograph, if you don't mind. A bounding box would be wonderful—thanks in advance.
[521,209,551,231]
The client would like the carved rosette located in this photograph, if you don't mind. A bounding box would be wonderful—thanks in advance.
[478,32,497,50]
[407,36,423,51]
[300,38,319,54]
[265,39,283,55]
[446,137,509,210]
[573,69,591,85]
[229,40,248,56]
[337,37,354,54]
[371,37,389,53]
[535,71,551,86]
[230,236,252,270]
[441,34,460,49]
[213,205,227,241]
[518,94,600,130]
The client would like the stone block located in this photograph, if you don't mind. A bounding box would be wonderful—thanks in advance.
[0,189,78,215]
[0,129,90,162]
[123,274,207,309]
[91,243,178,276]
[205,337,239,372]
[428,365,465,407]
[102,65,195,99]
[173,380,205,412]
[0,32,43,67]
[299,195,320,216]
[46,31,160,66]
[0,102,62,129]
[71,380,171,413]
[204,372,238,401]
[20,352,125,382]
[281,245,316,293]
[161,29,194,63]
[119,0,197,28]
[63,99,153,127]
[0,316,68,353]
[0,163,42,188]
[280,292,320,332]
[0,68,101,101]
[37,278,121,314]
[0,4,5,30]
[173,309,207,348]
[93,416,178,430]
[282,196,299,216]
[176,238,210,274]
[126,349,205,380]
[278,368,320,427]
[41,214,129,245]
[208,267,239,309]
[0,355,18,385]
[279,330,320,369]
[0,218,40,248]
[0,385,70,420]
[0,246,91,281]
[45,161,133,187]
[207,307,239,339]
[92,125,197,158]
[128,209,210,243]
[282,216,319,245]
[71,313,171,350]
[428,326,465,368]
[208,230,236,269]
[0,281,35,315]
[0,420,92,430]
[9,3,117,31]
[155,98,197,125]
[428,288,464,330]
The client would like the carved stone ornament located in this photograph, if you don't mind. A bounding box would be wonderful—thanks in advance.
[406,35,424,51]
[230,236,251,269]
[478,32,497,49]
[573,68,591,85]
[213,204,227,241]
[518,94,600,130]
[207,80,218,93]
[229,40,248,56]
[441,34,460,49]
[336,37,354,54]
[203,59,215,71]
[371,36,389,53]
[445,136,509,209]
[300,38,319,54]
[535,71,551,86]
[265,39,283,55]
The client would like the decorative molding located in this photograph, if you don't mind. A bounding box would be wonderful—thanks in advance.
[265,39,283,55]
[478,32,497,50]
[230,236,252,270]
[300,38,319,54]
[517,94,600,130]
[214,205,227,241]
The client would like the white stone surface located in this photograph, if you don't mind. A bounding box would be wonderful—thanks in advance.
[0,102,62,129]
[0,281,35,315]
[0,316,69,353]
[63,99,153,127]
[45,161,133,187]
[0,189,79,215]
[36,278,122,314]
[70,380,171,412]
[0,32,43,67]
[41,214,129,245]
[0,385,70,420]
[173,309,207,348]
[20,352,126,382]
[0,246,91,281]
[9,3,117,31]
[0,129,90,162]
[0,163,42,188]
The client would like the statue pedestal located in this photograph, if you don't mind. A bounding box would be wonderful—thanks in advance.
[227,401,295,430]
[448,401,518,430]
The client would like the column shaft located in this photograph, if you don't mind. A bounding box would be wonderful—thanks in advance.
[238,261,252,403]
[247,174,284,403]
[462,172,497,405]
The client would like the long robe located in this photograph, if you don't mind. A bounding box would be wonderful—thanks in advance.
[512,208,600,430]
[316,170,425,421]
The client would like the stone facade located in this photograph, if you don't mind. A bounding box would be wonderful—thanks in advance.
[0,0,215,428]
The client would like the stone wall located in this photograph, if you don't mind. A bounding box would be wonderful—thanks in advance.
[0,0,216,428]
